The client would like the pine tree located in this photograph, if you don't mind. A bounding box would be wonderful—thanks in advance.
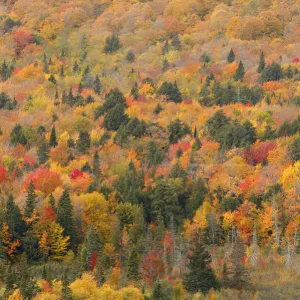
[130,82,139,100]
[103,103,128,131]
[183,236,219,294]
[76,131,91,154]
[49,194,56,213]
[126,50,135,63]
[92,150,101,179]
[73,61,79,73]
[151,279,165,300]
[4,265,15,298]
[62,280,73,300]
[171,33,181,50]
[24,180,36,219]
[49,126,58,147]
[10,124,27,146]
[224,235,250,290]
[60,65,65,78]
[162,40,169,55]
[93,75,101,95]
[37,138,49,164]
[57,189,76,246]
[234,61,245,81]
[227,48,235,63]
[55,89,59,99]
[104,34,121,54]
[127,246,140,281]
[48,74,57,85]
[257,51,265,73]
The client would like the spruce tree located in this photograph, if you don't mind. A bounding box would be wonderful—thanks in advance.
[130,82,139,100]
[10,124,27,146]
[93,75,101,95]
[234,61,245,81]
[103,103,128,131]
[48,74,57,85]
[257,51,265,73]
[171,32,181,50]
[73,61,79,73]
[227,48,235,63]
[37,138,49,164]
[104,34,121,54]
[49,126,58,147]
[126,50,135,63]
[183,236,219,294]
[49,194,57,213]
[62,280,73,300]
[76,131,91,154]
[24,180,37,219]
[57,189,76,246]
[92,150,101,179]
[127,246,140,281]
[60,65,65,78]
[224,235,250,290]
[151,279,165,300]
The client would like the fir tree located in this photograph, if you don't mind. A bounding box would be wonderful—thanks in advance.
[126,50,135,63]
[183,235,219,294]
[257,51,265,73]
[127,246,140,281]
[55,89,59,99]
[24,180,36,219]
[73,61,79,73]
[151,279,165,300]
[224,235,250,290]
[104,34,122,54]
[93,75,101,95]
[234,61,245,81]
[227,48,235,63]
[92,150,101,179]
[157,82,182,103]
[162,58,169,71]
[76,131,91,154]
[37,138,49,164]
[60,65,65,78]
[49,194,57,213]
[162,40,169,55]
[130,82,139,100]
[62,280,73,300]
[48,74,57,85]
[154,103,163,114]
[49,126,58,147]
[103,103,128,131]
[10,124,27,146]
[4,265,15,298]
[171,33,181,50]
[57,189,76,246]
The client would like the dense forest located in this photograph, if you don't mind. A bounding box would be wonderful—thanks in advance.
[0,0,300,299]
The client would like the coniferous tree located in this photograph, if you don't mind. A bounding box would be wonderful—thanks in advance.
[93,75,101,95]
[157,82,182,103]
[49,126,58,147]
[151,279,165,300]
[57,189,76,246]
[60,65,65,78]
[48,74,57,85]
[261,62,283,82]
[103,103,128,131]
[24,180,37,219]
[257,51,265,73]
[223,235,250,290]
[126,50,135,63]
[62,280,73,300]
[10,124,27,146]
[92,150,101,179]
[127,246,140,281]
[234,61,245,81]
[4,266,15,298]
[73,61,79,73]
[183,235,219,294]
[104,34,121,54]
[171,32,181,50]
[76,131,91,154]
[130,82,139,100]
[288,137,300,162]
[227,48,235,63]
[49,194,56,213]
[37,138,49,164]
[162,58,169,71]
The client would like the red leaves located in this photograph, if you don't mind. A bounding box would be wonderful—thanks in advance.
[292,57,300,63]
[13,29,34,55]
[43,206,56,223]
[90,251,98,271]
[71,169,84,180]
[24,168,62,195]
[243,141,276,165]
[0,165,7,183]
[141,249,164,285]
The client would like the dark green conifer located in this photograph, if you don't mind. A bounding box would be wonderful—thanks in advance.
[127,246,140,281]
[24,180,36,219]
[227,48,235,63]
[49,126,58,147]
[234,61,245,81]
[93,75,101,95]
[37,138,49,164]
[257,51,265,73]
[76,131,91,154]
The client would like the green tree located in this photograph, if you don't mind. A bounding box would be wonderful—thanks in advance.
[126,50,135,63]
[151,279,166,300]
[183,236,219,294]
[171,32,181,50]
[10,124,27,146]
[227,48,235,63]
[76,131,91,154]
[168,119,191,144]
[48,74,57,85]
[234,61,245,81]
[93,75,101,95]
[49,126,58,147]
[127,246,140,281]
[92,150,101,179]
[103,103,128,131]
[261,62,283,82]
[130,82,139,100]
[104,34,121,54]
[37,138,49,164]
[288,137,300,162]
[24,180,37,219]
[257,51,265,73]
[157,82,182,103]
[57,189,76,246]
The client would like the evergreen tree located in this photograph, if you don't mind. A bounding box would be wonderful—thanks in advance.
[24,180,36,219]
[227,48,235,63]
[127,246,140,281]
[49,126,58,147]
[286,65,294,79]
[183,236,219,294]
[55,89,59,99]
[130,82,139,100]
[57,189,76,246]
[157,82,182,103]
[224,235,250,290]
[288,137,300,162]
[92,150,101,179]
[93,75,101,95]
[37,138,49,164]
[103,103,128,131]
[168,119,191,144]
[104,34,121,54]
[257,51,265,73]
[84,225,100,270]
[49,194,57,213]
[162,40,169,55]
[151,279,166,300]
[76,131,91,154]
[48,74,57,85]
[73,61,79,73]
[154,103,163,114]
[126,50,135,63]
[62,280,73,300]
[10,124,27,146]
[60,65,65,78]
[4,266,15,298]
[261,62,283,82]
[234,61,245,81]
[5,195,27,238]
[171,32,181,50]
